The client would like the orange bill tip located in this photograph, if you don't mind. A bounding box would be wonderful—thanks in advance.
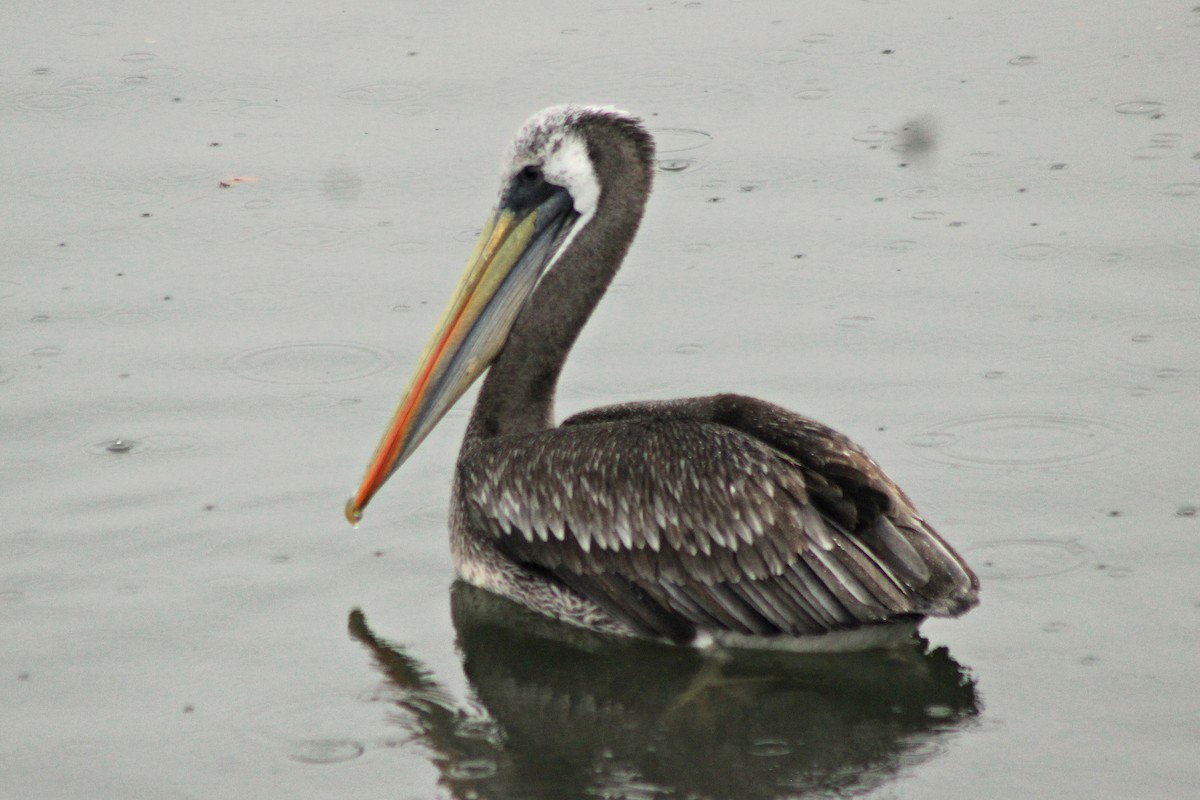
[345,496,363,527]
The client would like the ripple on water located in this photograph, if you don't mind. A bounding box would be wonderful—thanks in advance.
[122,66,184,86]
[652,128,713,154]
[1092,312,1200,385]
[695,158,816,191]
[908,413,1127,468]
[1114,100,1165,116]
[227,343,392,384]
[852,127,896,145]
[748,738,793,757]
[957,151,1003,169]
[446,758,500,780]
[9,91,90,112]
[964,539,1091,580]
[1131,133,1182,160]
[289,740,366,765]
[792,87,830,101]
[195,86,284,117]
[1006,243,1064,261]
[88,435,202,456]
[247,696,370,765]
[657,158,699,173]
[58,74,136,95]
[836,315,875,328]
[338,82,426,107]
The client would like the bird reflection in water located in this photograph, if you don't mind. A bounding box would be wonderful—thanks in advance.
[348,583,980,800]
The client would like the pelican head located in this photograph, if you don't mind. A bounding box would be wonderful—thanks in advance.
[347,106,645,523]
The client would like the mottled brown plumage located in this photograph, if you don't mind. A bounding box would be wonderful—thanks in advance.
[456,394,976,643]
[355,105,978,648]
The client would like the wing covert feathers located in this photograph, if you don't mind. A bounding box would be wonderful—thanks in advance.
[458,394,979,642]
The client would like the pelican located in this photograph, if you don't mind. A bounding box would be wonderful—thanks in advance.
[346,105,979,649]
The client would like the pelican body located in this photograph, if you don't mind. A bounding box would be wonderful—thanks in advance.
[348,106,978,649]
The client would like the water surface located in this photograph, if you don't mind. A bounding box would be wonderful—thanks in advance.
[2,1,1198,798]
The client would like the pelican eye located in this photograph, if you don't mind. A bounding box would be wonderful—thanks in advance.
[504,164,559,212]
[518,164,543,185]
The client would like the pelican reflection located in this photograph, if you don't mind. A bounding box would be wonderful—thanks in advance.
[348,584,980,800]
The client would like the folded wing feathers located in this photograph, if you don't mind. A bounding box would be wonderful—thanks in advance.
[462,408,976,638]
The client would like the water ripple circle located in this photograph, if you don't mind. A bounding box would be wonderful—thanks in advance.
[908,413,1126,468]
[964,539,1091,580]
[228,343,392,384]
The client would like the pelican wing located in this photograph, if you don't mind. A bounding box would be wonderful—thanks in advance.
[458,394,978,642]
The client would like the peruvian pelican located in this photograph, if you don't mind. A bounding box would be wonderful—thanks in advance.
[346,105,978,650]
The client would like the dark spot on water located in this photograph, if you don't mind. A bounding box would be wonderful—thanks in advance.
[1176,505,1197,518]
[204,504,215,511]
[373,550,384,557]
[116,272,124,277]
[271,555,290,564]
[1017,187,1027,193]
[1079,655,1100,666]
[875,197,886,202]
[162,296,171,301]
[141,212,152,218]
[172,97,182,102]
[106,439,133,454]
[706,197,722,203]
[792,254,804,259]
[1050,163,1068,170]
[18,672,31,681]
[881,49,894,54]
[897,163,908,168]
[183,704,194,713]
[948,221,966,227]
[1107,510,1121,517]
[209,142,220,147]
[58,242,67,247]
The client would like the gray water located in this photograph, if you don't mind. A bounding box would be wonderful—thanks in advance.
[2,2,1198,798]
